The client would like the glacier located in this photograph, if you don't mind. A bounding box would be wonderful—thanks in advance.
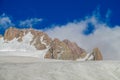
[0,56,120,80]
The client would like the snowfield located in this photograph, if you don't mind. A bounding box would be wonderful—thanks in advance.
[0,56,120,80]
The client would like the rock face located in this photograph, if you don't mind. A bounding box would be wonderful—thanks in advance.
[0,35,2,38]
[1,27,103,60]
[63,39,86,58]
[29,29,52,50]
[45,38,73,60]
[45,39,86,60]
[4,27,52,50]
[92,48,103,60]
[86,48,103,61]
[4,27,20,41]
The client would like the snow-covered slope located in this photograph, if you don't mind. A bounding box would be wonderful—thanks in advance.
[0,57,120,80]
[0,32,49,59]
[0,32,35,51]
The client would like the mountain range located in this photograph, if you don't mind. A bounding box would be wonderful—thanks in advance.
[0,27,103,61]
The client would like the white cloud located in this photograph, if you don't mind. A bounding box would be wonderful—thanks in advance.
[105,9,112,22]
[45,15,120,60]
[0,13,14,29]
[19,18,42,28]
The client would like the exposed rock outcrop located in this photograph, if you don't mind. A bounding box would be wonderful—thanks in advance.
[86,48,103,61]
[45,38,76,60]
[63,39,86,58]
[4,27,20,41]
[4,27,52,50]
[0,35,2,38]
[29,29,52,50]
[92,48,103,60]
[45,39,87,60]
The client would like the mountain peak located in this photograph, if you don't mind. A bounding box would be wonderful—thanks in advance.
[0,27,103,61]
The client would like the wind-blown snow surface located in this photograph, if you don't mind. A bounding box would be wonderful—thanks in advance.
[0,57,120,80]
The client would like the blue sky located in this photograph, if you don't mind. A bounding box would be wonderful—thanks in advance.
[0,0,120,59]
[0,0,120,28]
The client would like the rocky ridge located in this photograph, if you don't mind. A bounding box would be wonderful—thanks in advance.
[1,27,103,60]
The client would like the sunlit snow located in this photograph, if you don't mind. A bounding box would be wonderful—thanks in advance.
[0,32,48,59]
[0,58,120,80]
